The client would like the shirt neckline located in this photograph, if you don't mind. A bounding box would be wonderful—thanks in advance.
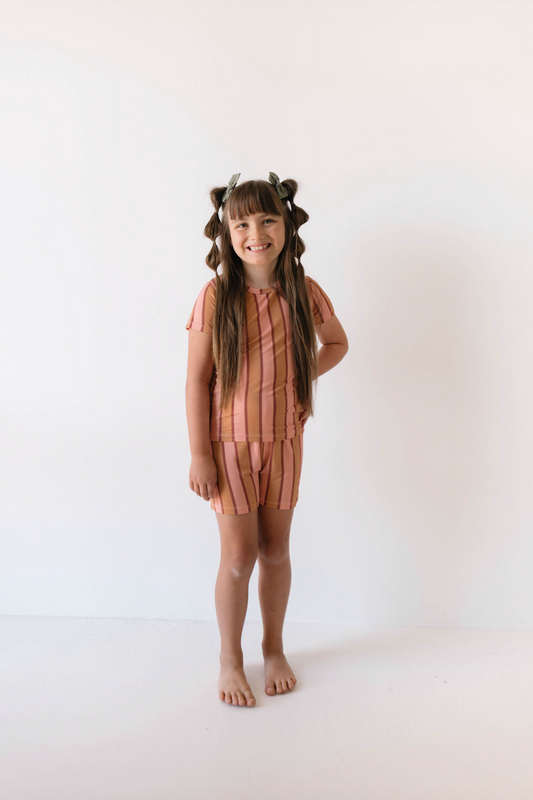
[246,280,280,295]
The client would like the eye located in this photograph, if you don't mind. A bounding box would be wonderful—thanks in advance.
[263,218,275,224]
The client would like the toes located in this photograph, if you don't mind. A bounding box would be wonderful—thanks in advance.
[244,690,256,706]
[220,688,256,706]
[266,677,293,694]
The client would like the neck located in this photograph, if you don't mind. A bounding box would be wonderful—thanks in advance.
[243,264,275,290]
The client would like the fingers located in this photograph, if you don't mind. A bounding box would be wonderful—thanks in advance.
[189,479,217,501]
[299,407,309,424]
[203,481,217,501]
[200,480,217,501]
[189,457,218,502]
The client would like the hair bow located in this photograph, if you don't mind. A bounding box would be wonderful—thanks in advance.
[221,173,241,204]
[268,172,289,200]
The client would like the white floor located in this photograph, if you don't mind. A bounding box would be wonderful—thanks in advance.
[2,616,533,800]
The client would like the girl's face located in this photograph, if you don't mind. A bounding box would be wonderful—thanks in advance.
[227,211,285,275]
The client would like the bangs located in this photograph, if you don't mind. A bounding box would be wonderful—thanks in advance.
[225,180,283,221]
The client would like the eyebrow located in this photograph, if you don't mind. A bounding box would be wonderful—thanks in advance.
[231,213,278,222]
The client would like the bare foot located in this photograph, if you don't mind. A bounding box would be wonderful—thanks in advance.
[263,650,297,696]
[218,661,256,707]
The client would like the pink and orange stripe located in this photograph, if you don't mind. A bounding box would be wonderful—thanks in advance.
[209,435,304,515]
[186,276,334,443]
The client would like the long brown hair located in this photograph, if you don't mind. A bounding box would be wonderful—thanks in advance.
[203,177,318,413]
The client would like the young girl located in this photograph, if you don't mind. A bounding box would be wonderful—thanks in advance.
[185,173,348,707]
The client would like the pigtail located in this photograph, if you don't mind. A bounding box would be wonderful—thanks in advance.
[203,186,226,272]
[271,178,318,415]
[203,181,247,408]
[278,178,309,262]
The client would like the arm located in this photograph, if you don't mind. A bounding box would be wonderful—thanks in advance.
[185,328,218,502]
[299,314,349,425]
[315,313,349,377]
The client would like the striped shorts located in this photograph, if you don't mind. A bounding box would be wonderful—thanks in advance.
[210,434,304,515]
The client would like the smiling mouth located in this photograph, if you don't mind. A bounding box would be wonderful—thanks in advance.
[247,244,271,251]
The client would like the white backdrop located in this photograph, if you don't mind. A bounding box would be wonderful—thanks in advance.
[1,0,532,627]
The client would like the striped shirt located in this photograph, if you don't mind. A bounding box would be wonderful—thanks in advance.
[186,276,335,442]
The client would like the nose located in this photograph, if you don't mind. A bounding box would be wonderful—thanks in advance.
[249,222,264,240]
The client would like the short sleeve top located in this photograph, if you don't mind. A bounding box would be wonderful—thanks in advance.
[186,275,335,442]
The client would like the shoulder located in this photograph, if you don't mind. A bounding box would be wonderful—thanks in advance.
[194,277,217,306]
[304,275,321,290]
[304,274,331,300]
[186,276,217,333]
[304,275,335,323]
[199,276,217,296]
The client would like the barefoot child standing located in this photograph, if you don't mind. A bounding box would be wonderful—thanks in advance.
[185,173,348,706]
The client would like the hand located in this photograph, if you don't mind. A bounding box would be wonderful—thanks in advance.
[298,405,310,426]
[189,454,218,501]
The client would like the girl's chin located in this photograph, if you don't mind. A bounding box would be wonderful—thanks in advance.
[241,250,279,265]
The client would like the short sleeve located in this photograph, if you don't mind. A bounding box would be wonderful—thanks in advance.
[185,279,216,333]
[306,276,335,325]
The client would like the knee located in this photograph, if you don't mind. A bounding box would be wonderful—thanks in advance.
[258,541,290,566]
[224,547,258,579]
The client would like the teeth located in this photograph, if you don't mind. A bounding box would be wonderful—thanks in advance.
[248,244,270,251]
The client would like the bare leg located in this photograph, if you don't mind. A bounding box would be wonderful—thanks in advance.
[214,510,258,707]
[257,506,297,695]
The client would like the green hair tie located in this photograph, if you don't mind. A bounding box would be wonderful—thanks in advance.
[221,172,288,205]
[268,172,289,200]
[221,173,241,205]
